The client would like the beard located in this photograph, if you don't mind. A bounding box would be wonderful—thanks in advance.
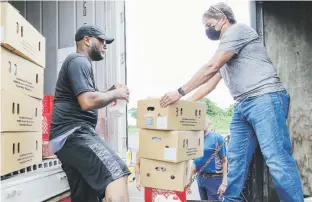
[90,44,104,61]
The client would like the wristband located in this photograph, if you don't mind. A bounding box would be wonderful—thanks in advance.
[178,87,186,96]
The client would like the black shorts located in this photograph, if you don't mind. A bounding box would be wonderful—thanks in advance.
[55,127,131,202]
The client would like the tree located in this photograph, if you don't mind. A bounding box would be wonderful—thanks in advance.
[128,107,137,119]
[200,98,224,117]
[225,104,234,116]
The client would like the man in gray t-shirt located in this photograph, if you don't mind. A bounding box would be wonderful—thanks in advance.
[218,23,285,102]
[160,2,303,202]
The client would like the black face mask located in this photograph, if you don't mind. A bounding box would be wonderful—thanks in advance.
[205,27,221,41]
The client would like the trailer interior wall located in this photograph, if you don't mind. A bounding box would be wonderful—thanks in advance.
[260,1,312,197]
[9,1,128,157]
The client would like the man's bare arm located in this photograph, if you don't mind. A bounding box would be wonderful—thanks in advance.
[100,84,127,93]
[221,156,228,186]
[188,161,197,182]
[186,72,222,102]
[160,51,234,107]
[135,151,140,181]
[77,88,129,111]
[182,51,234,95]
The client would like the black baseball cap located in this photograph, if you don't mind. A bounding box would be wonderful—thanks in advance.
[75,24,114,44]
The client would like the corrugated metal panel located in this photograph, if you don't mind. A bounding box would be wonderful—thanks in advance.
[58,1,76,48]
[9,1,127,155]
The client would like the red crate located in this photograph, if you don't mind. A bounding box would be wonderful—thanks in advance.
[42,113,52,141]
[60,197,71,202]
[145,188,186,202]
[42,141,55,158]
[42,95,54,114]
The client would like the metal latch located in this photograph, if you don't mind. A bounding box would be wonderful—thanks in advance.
[120,53,125,64]
[57,173,68,181]
[5,188,21,198]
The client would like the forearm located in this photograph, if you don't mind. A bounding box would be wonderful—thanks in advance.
[222,158,228,185]
[135,152,140,180]
[135,165,140,180]
[189,162,197,181]
[85,91,117,110]
[182,62,219,95]
[100,85,116,93]
[187,74,220,101]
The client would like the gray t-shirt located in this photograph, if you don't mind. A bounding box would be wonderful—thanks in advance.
[218,23,285,102]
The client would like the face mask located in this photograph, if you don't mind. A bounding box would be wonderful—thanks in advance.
[205,27,221,41]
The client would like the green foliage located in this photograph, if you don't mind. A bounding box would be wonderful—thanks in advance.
[128,107,137,119]
[199,98,233,134]
[225,104,234,116]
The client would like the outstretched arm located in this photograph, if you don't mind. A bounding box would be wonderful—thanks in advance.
[160,51,234,107]
[186,72,222,102]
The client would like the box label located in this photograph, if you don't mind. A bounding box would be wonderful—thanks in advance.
[17,152,36,165]
[180,117,198,127]
[186,148,199,157]
[144,113,154,126]
[157,116,168,129]
[14,77,35,93]
[17,116,35,127]
[164,148,177,161]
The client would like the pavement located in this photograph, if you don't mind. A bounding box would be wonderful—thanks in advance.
[127,134,201,201]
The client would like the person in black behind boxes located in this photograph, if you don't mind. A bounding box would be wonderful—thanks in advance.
[49,24,131,202]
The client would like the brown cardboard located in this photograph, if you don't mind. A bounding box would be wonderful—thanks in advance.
[0,2,46,67]
[0,90,42,132]
[139,129,204,163]
[1,47,44,99]
[137,99,206,130]
[140,158,189,191]
[1,132,42,176]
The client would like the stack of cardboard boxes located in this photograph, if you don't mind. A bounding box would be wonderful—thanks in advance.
[0,2,46,176]
[137,99,206,191]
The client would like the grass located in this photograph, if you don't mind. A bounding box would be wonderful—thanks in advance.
[127,115,232,135]
[128,125,140,135]
[207,115,232,135]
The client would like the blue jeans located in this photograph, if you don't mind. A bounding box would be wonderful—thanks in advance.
[223,90,304,202]
[197,175,222,201]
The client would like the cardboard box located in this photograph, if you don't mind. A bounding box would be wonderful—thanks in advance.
[137,99,206,130]
[1,2,46,67]
[0,90,42,132]
[140,158,189,191]
[139,129,204,163]
[1,47,44,99]
[1,132,42,175]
